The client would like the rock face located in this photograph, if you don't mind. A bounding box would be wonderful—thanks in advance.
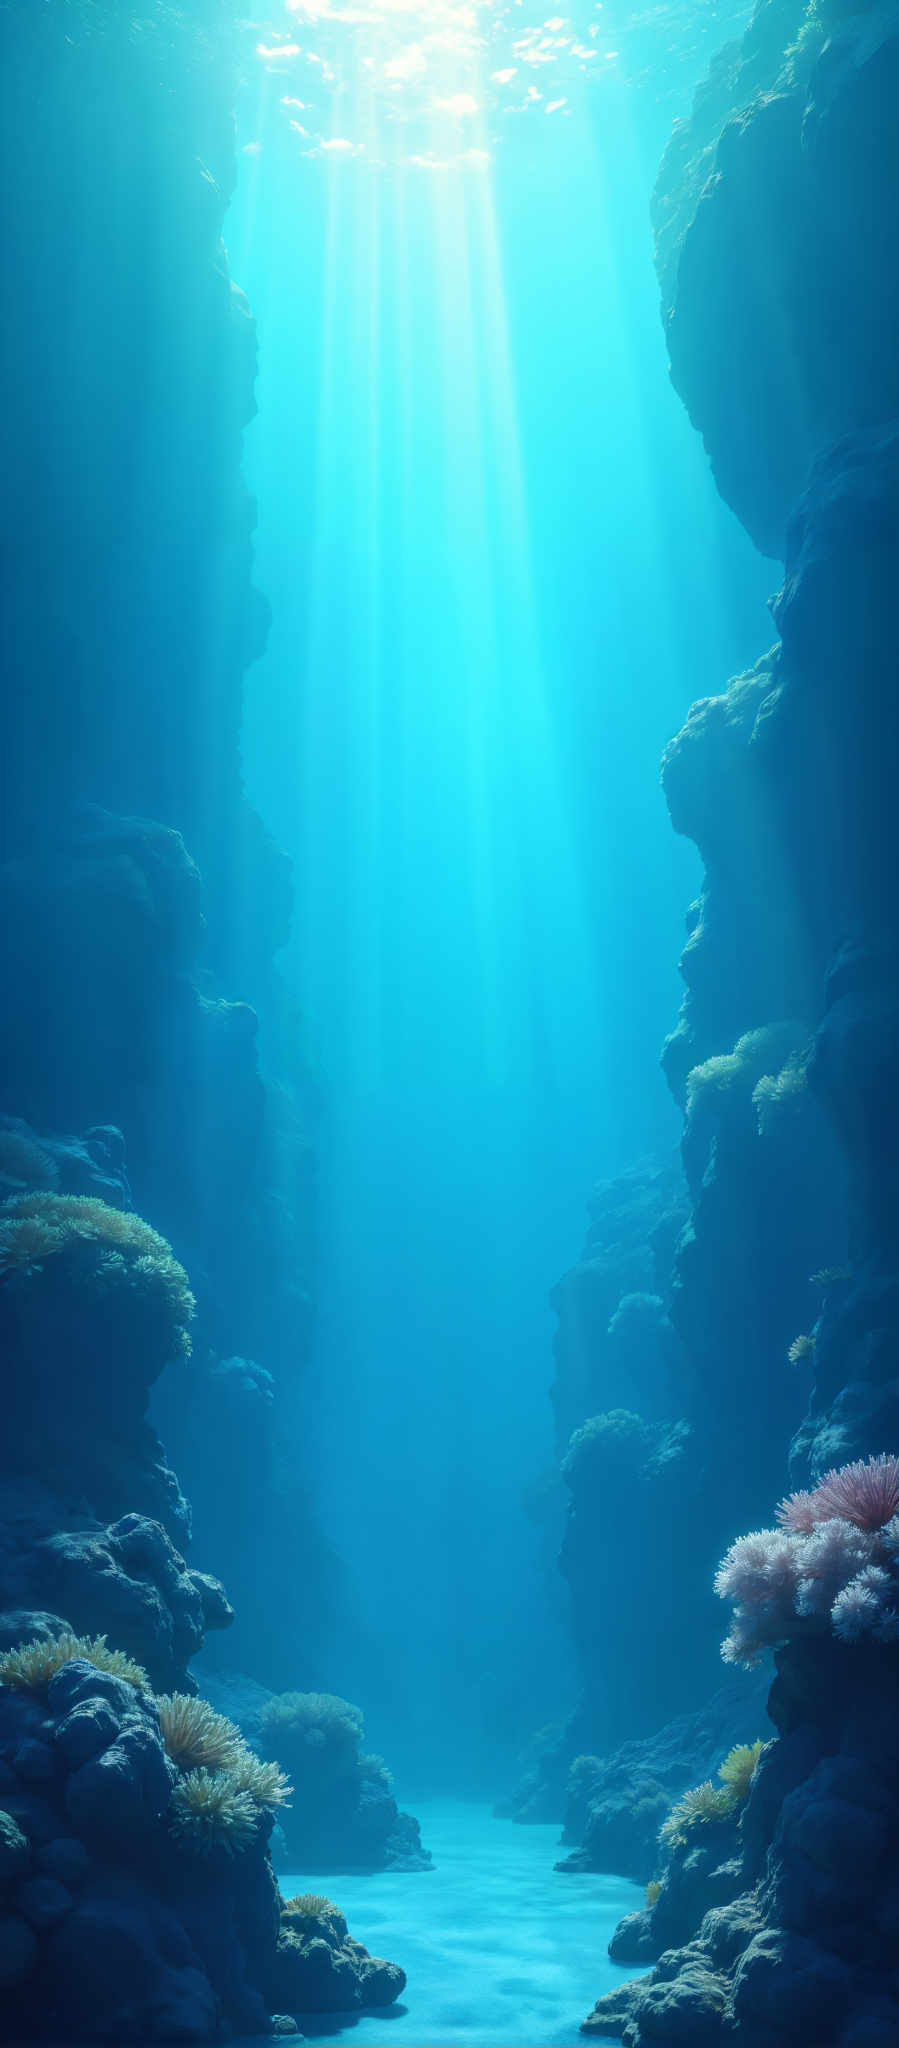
[0,0,327,1688]
[0,1648,405,2040]
[0,1,404,2034]
[654,0,899,558]
[584,1640,899,2045]
[203,1676,432,1876]
[548,0,899,1960]
[555,1676,769,1884]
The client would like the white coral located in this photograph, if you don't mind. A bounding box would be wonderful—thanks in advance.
[794,1519,876,1616]
[831,1566,895,1642]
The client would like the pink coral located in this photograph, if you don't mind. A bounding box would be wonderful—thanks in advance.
[775,1490,819,1534]
[717,1456,899,1663]
[807,1455,899,1533]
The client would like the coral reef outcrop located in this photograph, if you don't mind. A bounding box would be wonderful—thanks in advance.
[545,0,899,1966]
[201,1679,432,1875]
[0,1639,405,2039]
[0,1,380,2035]
[584,1471,899,2044]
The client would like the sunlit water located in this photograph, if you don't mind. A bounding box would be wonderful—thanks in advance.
[278,1798,644,2043]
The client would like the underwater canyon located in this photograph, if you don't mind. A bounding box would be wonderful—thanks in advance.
[1,0,899,2043]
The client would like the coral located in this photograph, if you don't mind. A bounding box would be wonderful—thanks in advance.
[753,1052,809,1136]
[718,1740,764,1802]
[167,1768,259,1858]
[259,1691,364,1780]
[0,1130,58,1190]
[659,1780,734,1848]
[281,1893,336,1920]
[227,1753,292,1808]
[794,1520,876,1615]
[787,1334,815,1366]
[645,1879,661,1908]
[686,1024,805,1118]
[717,1461,899,1664]
[805,1454,899,1533]
[0,1631,149,1692]
[258,1687,429,1872]
[831,1567,896,1642]
[0,1192,194,1362]
[157,1692,244,1772]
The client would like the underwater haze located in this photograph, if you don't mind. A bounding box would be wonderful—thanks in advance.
[3,0,899,2043]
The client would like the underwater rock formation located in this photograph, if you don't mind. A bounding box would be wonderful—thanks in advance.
[0,1639,405,2039]
[655,0,899,1515]
[584,1466,899,2044]
[212,1681,432,1875]
[555,1676,769,1885]
[0,0,326,1685]
[548,0,899,1938]
[0,2,361,2035]
[653,0,899,558]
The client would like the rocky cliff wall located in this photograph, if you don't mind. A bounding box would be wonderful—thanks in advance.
[527,0,899,1923]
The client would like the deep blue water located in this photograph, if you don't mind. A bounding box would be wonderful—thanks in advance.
[224,14,775,1787]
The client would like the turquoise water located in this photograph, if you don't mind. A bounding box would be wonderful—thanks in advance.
[281,1800,643,2043]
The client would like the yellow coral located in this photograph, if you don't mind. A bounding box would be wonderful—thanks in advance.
[718,1740,764,1801]
[0,1193,195,1355]
[659,1780,734,1849]
[788,1334,816,1366]
[281,1893,336,1920]
[645,1879,661,1908]
[227,1752,292,1808]
[0,1632,149,1692]
[157,1693,245,1772]
[167,1770,259,1856]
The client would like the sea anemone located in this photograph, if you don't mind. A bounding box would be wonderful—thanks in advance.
[167,1770,259,1857]
[227,1752,292,1807]
[281,1893,335,1920]
[156,1693,245,1772]
[659,1780,734,1849]
[0,1193,195,1357]
[0,1632,149,1693]
[787,1334,816,1367]
[718,1740,764,1802]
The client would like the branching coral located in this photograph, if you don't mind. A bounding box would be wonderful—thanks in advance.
[717,1457,899,1662]
[167,1769,259,1857]
[0,1631,149,1692]
[0,1192,195,1359]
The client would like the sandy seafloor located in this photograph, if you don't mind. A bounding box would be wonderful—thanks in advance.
[272,1797,646,2045]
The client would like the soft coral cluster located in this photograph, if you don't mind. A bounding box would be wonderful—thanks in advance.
[715,1455,899,1662]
